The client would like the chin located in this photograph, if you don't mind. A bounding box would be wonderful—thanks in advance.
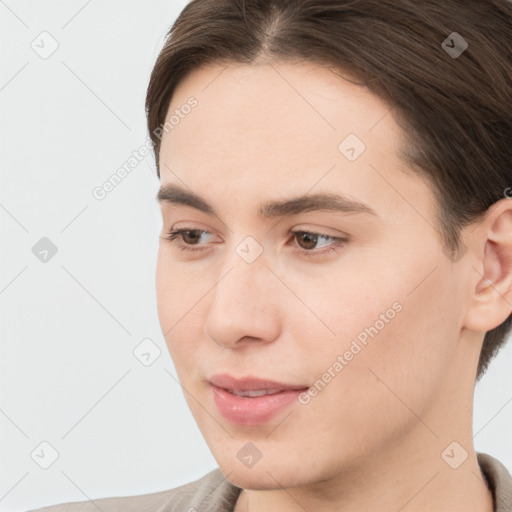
[218,459,312,490]
[226,470,297,491]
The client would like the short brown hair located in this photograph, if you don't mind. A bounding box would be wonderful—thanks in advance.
[145,0,512,381]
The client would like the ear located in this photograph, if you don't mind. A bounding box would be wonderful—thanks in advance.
[463,198,512,333]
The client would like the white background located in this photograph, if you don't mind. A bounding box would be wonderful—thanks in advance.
[1,1,511,511]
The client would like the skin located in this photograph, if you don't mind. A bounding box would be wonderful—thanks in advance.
[155,59,512,511]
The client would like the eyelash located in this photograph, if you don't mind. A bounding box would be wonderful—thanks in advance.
[164,228,348,257]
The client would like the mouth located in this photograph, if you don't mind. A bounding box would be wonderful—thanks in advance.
[209,373,308,392]
[209,374,309,426]
[223,388,287,397]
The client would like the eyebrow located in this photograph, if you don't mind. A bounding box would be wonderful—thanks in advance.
[156,183,378,219]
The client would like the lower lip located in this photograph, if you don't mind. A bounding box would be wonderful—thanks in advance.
[211,385,306,426]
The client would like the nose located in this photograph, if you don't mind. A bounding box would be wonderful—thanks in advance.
[203,251,282,350]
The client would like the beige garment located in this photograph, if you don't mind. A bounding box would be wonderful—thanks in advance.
[27,452,511,512]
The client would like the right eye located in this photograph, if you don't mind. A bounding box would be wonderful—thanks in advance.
[163,228,213,253]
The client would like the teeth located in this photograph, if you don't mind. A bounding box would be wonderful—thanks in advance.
[229,388,283,397]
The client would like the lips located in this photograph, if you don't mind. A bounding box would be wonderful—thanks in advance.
[229,388,282,397]
[209,374,309,426]
[209,373,308,392]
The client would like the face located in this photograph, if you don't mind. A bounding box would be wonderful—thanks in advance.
[155,60,472,489]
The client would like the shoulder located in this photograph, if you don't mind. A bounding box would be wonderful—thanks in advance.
[26,468,242,512]
[477,452,512,512]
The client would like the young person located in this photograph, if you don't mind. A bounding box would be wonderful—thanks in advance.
[30,0,512,510]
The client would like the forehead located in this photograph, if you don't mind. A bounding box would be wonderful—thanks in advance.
[158,60,423,217]
[164,59,398,154]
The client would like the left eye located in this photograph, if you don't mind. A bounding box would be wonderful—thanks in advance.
[163,228,348,257]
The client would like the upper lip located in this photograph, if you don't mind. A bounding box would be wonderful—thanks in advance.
[209,374,308,392]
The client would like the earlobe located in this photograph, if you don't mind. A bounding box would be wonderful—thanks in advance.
[464,200,512,333]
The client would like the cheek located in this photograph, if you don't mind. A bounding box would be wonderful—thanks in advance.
[294,245,457,385]
[155,250,206,363]
[311,266,459,440]
[282,264,396,346]
[156,247,209,321]
[371,262,460,382]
